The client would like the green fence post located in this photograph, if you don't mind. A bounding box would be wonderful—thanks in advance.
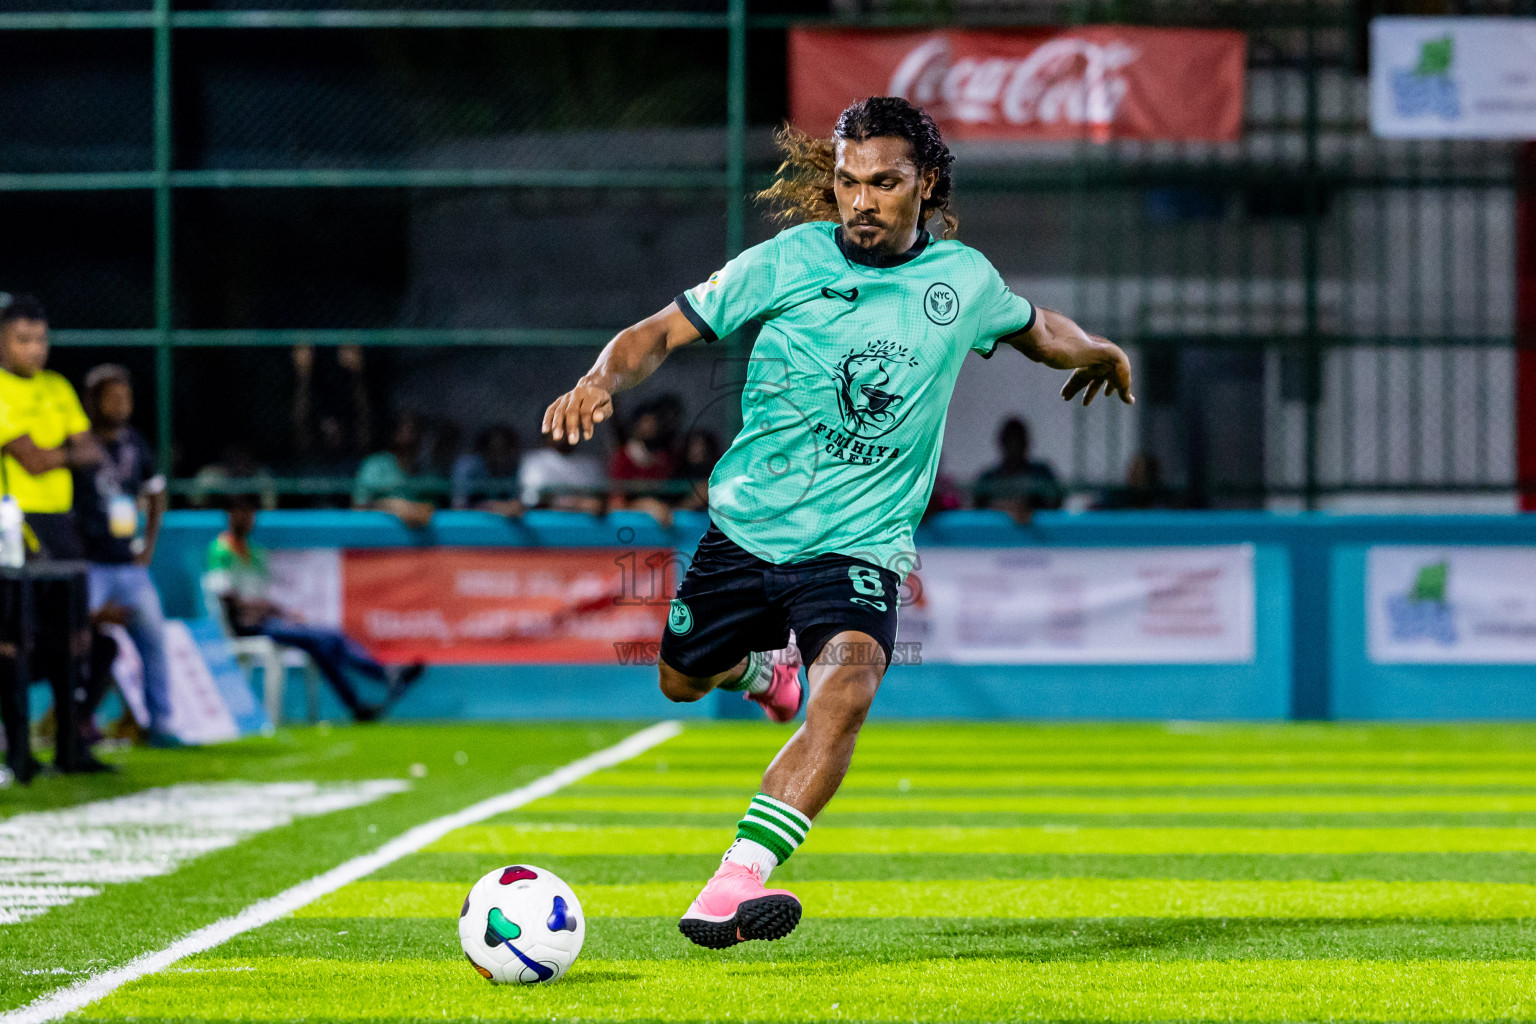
[1301,0,1321,509]
[720,0,749,445]
[725,0,747,260]
[153,0,174,475]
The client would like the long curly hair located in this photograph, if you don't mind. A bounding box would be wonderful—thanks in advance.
[756,96,959,239]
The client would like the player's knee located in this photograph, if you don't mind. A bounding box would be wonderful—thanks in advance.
[657,663,708,703]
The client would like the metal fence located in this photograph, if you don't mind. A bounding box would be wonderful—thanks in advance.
[3,0,1532,507]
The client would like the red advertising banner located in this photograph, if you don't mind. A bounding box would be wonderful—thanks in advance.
[790,27,1245,143]
[342,548,677,664]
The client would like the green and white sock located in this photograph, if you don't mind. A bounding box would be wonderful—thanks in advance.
[716,650,772,695]
[725,792,812,880]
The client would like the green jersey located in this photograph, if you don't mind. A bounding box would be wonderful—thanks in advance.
[205,532,270,604]
[675,220,1035,572]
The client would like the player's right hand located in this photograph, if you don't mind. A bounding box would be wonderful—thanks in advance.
[542,381,614,444]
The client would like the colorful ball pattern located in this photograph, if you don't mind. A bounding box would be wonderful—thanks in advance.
[458,864,585,984]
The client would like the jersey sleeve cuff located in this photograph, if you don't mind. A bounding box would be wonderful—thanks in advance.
[982,304,1039,359]
[674,292,719,343]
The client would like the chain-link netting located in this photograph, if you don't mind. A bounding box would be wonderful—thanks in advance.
[0,32,153,175]
[174,30,733,169]
[8,0,1535,507]
[0,192,154,328]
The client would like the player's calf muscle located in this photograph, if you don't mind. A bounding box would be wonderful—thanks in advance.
[806,667,879,738]
[762,662,881,816]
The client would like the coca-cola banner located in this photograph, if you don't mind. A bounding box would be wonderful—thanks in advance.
[790,27,1245,143]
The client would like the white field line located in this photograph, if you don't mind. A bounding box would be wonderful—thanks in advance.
[1,719,684,1024]
[0,781,410,922]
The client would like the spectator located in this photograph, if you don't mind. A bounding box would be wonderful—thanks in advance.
[674,427,722,511]
[519,434,604,514]
[1094,451,1181,510]
[922,467,966,525]
[190,443,278,510]
[0,294,108,777]
[72,365,177,747]
[425,417,464,479]
[649,393,684,454]
[609,403,676,525]
[205,494,424,721]
[452,423,523,517]
[975,417,1063,525]
[291,343,371,478]
[294,415,357,508]
[353,411,435,529]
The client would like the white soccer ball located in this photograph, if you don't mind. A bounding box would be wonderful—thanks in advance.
[458,864,585,984]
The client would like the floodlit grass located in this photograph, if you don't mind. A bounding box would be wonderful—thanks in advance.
[300,876,1536,920]
[536,791,1536,815]
[0,723,631,1011]
[435,822,1536,854]
[10,721,1536,1022]
[79,956,1536,1022]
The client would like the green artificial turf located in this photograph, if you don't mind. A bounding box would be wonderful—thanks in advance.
[9,721,1536,1022]
[0,723,632,1011]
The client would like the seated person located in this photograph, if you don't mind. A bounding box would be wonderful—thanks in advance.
[189,444,278,510]
[1093,451,1181,510]
[291,343,371,495]
[519,435,604,514]
[451,423,523,518]
[205,495,423,722]
[353,411,435,529]
[608,403,676,526]
[674,428,721,512]
[974,417,1063,524]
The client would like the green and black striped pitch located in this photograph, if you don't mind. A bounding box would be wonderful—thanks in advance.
[82,723,1536,1022]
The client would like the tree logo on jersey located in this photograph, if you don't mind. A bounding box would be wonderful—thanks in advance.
[667,599,693,635]
[833,340,919,440]
[924,282,959,325]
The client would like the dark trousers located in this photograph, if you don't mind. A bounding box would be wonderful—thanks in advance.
[254,618,388,717]
[0,562,91,773]
[0,576,30,772]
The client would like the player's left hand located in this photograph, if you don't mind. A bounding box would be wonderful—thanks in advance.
[1061,340,1134,407]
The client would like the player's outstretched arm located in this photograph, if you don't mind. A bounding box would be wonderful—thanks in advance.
[542,303,702,444]
[1002,307,1135,407]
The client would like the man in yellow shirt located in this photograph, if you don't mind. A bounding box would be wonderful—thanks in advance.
[0,295,101,557]
[0,295,108,779]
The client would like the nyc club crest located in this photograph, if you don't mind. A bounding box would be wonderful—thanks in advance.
[924,282,959,325]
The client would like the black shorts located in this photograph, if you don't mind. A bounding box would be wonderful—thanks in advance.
[659,521,901,678]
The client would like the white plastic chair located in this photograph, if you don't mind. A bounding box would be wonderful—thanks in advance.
[200,574,321,724]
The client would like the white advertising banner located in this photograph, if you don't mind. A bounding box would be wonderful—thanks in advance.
[267,548,342,627]
[1371,17,1536,139]
[162,620,243,745]
[1368,546,1536,664]
[102,623,149,727]
[897,546,1255,664]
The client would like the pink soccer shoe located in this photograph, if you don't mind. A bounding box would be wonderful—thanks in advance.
[746,644,803,723]
[678,861,802,949]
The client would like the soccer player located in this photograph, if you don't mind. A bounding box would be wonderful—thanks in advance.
[541,97,1133,948]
